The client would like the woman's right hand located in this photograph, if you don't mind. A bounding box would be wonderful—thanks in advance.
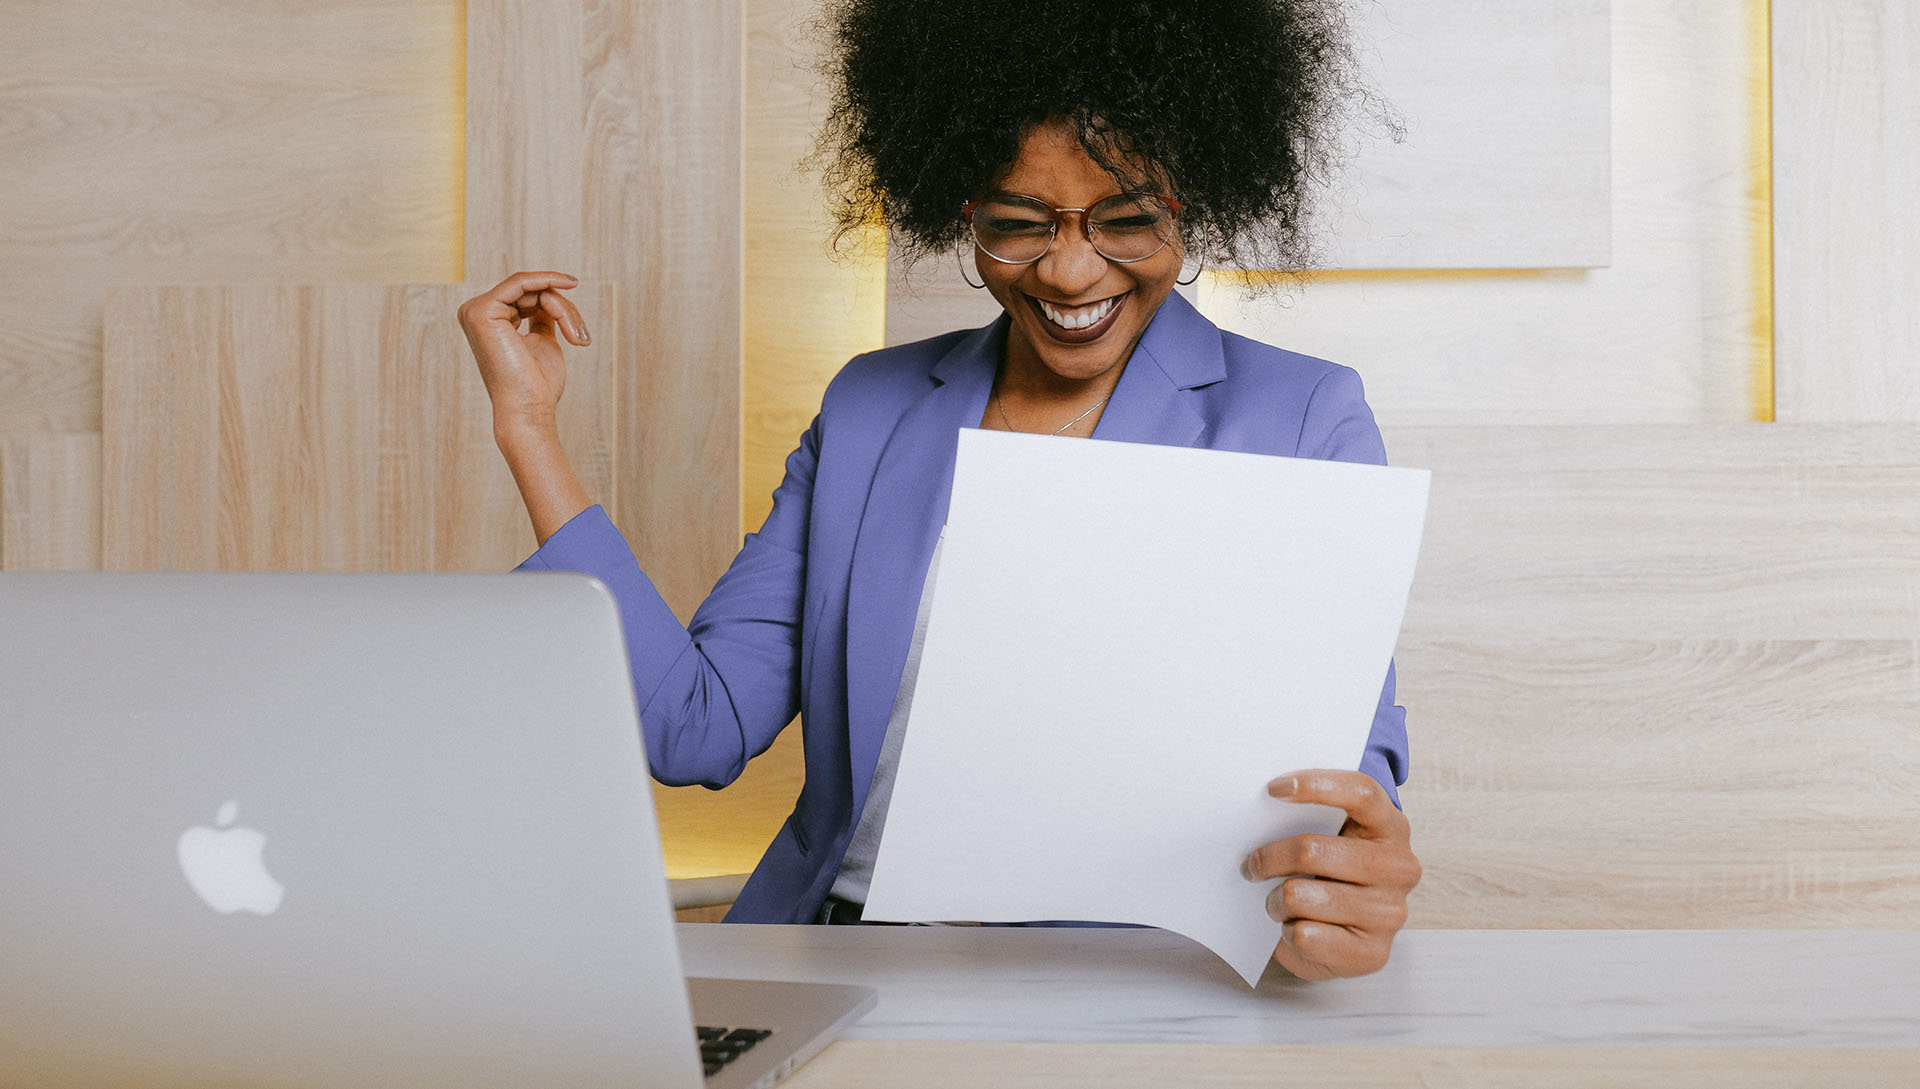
[457,270,591,434]
[456,271,595,544]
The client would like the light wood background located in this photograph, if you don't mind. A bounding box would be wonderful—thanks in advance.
[5,0,1918,927]
[99,284,616,571]
[465,0,742,619]
[0,0,464,438]
[1392,424,1920,927]
[0,0,464,573]
[0,436,101,571]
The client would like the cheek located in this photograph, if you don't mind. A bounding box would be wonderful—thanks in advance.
[1128,255,1183,301]
[977,255,1023,302]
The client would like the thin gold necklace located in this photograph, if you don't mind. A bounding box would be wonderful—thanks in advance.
[994,388,1111,435]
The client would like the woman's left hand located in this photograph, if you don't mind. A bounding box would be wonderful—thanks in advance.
[1241,770,1421,980]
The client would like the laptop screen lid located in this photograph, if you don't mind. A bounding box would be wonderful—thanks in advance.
[0,572,857,1089]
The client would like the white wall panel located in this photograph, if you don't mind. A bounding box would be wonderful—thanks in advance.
[1773,0,1920,422]
[1208,2,1765,427]
[1326,0,1611,270]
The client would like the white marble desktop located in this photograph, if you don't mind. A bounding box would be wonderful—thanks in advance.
[678,924,1920,1048]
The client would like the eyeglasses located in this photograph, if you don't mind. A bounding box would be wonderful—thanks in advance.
[961,191,1183,265]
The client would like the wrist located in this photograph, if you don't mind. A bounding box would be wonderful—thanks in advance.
[489,414,592,545]
[493,409,561,452]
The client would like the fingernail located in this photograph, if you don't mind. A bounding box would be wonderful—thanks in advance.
[1268,776,1299,798]
[1240,855,1257,881]
[579,327,591,344]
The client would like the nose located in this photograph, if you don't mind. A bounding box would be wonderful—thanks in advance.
[1029,219,1108,297]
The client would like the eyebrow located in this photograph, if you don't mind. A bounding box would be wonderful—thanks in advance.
[981,188,1157,205]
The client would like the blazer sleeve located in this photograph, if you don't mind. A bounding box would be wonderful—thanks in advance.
[1297,364,1410,807]
[516,417,822,789]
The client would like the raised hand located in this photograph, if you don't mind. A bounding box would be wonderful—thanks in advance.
[457,270,591,432]
[456,271,594,543]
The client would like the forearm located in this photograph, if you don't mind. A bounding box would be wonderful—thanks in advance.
[495,414,593,544]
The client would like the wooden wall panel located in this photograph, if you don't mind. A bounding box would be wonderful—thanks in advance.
[0,435,101,571]
[1772,0,1920,421]
[1391,424,1920,927]
[467,0,742,620]
[1399,636,1919,928]
[465,0,588,274]
[0,0,463,436]
[100,284,617,572]
[1394,424,1920,641]
[587,0,743,622]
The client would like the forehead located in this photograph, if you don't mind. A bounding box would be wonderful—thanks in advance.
[990,120,1154,203]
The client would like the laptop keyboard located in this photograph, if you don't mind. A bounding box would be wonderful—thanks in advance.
[696,1024,773,1078]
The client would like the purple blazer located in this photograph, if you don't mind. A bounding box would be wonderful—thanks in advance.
[519,291,1409,924]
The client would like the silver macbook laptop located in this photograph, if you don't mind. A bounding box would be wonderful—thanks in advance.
[0,573,873,1089]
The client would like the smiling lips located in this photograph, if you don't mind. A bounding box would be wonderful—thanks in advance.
[1029,292,1128,344]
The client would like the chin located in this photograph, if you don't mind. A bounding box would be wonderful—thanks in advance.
[1036,347,1130,383]
[1031,322,1150,382]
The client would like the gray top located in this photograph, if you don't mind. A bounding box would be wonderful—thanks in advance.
[830,534,944,906]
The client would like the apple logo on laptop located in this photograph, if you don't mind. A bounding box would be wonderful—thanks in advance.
[176,800,285,915]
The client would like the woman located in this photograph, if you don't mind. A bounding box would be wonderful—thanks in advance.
[459,0,1419,980]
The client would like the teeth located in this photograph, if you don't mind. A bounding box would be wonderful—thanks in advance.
[1037,296,1117,331]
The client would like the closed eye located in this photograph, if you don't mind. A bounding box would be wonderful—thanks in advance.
[984,218,1053,235]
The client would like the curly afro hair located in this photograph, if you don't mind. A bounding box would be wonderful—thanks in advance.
[815,0,1377,275]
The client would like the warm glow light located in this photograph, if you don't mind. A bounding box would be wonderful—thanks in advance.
[1748,0,1776,422]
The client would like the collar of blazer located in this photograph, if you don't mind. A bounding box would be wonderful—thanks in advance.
[840,291,1228,825]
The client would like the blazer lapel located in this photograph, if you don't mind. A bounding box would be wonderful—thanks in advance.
[1089,290,1224,448]
[843,320,1000,817]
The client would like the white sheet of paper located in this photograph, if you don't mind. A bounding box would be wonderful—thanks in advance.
[863,429,1430,985]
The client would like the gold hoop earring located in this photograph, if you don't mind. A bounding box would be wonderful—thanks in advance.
[958,246,987,290]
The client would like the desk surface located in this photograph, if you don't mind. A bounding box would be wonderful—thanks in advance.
[680,924,1920,1086]
[680,924,1920,1048]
